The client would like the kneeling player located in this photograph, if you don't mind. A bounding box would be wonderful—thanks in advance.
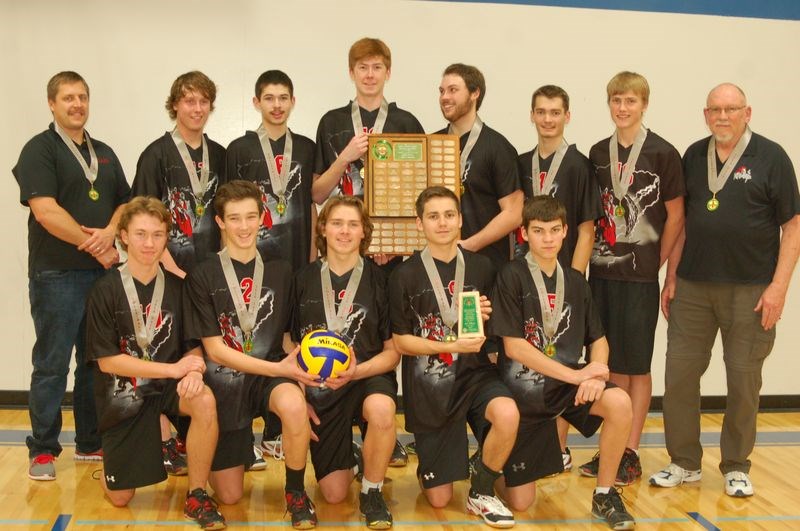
[493,195,634,529]
[293,196,399,529]
[87,197,224,529]
[389,187,519,528]
[184,180,318,528]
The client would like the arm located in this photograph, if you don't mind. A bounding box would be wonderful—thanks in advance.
[660,227,686,320]
[392,332,485,356]
[160,248,186,279]
[461,190,523,252]
[503,336,608,385]
[571,220,595,274]
[311,134,369,204]
[78,202,126,256]
[659,196,685,267]
[351,339,400,380]
[755,214,800,330]
[97,349,205,380]
[309,206,318,261]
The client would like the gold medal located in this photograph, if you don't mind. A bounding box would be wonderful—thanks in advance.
[444,333,457,342]
[706,196,719,212]
[614,205,625,217]
[88,188,100,201]
[460,184,465,195]
[359,166,365,179]
[195,203,205,216]
[243,337,253,354]
[276,196,287,216]
[544,344,557,358]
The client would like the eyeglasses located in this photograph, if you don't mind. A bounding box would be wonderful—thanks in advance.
[706,106,746,116]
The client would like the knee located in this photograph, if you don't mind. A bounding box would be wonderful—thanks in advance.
[487,398,519,431]
[320,482,349,504]
[603,389,633,422]
[363,396,396,431]
[189,387,217,422]
[214,487,243,506]
[106,489,135,507]
[506,489,534,512]
[425,489,452,508]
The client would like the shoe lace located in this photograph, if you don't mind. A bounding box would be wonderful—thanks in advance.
[286,490,310,513]
[189,489,220,515]
[268,435,284,460]
[473,492,511,515]
[164,440,181,462]
[363,489,385,514]
[607,487,630,513]
[727,471,750,485]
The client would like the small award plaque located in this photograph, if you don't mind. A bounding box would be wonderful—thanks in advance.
[458,291,484,338]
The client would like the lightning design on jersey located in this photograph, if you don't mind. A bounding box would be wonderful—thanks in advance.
[113,307,173,399]
[259,157,303,230]
[514,304,572,381]
[215,287,276,377]
[165,173,219,242]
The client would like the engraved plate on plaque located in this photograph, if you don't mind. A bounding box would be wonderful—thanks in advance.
[458,291,484,338]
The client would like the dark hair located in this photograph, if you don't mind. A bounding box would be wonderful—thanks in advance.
[165,71,217,120]
[117,197,172,251]
[315,196,373,257]
[254,70,294,99]
[532,84,570,112]
[522,195,567,227]
[47,71,88,101]
[443,63,485,110]
[213,180,264,218]
[348,38,392,70]
[415,186,460,218]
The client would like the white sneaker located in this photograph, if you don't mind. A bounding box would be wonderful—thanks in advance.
[248,445,267,471]
[562,447,572,471]
[467,490,515,528]
[724,471,754,497]
[649,463,702,488]
[260,434,284,460]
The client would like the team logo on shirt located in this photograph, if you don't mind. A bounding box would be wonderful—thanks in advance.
[418,313,457,380]
[733,165,752,183]
[298,302,367,348]
[166,179,218,240]
[217,278,276,367]
[258,158,303,230]
[114,307,173,398]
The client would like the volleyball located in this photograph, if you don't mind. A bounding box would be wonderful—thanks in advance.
[298,329,351,380]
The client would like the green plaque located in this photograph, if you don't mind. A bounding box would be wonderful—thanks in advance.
[458,291,484,338]
[394,142,424,161]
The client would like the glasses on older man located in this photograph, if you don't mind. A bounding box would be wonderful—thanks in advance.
[705,106,746,116]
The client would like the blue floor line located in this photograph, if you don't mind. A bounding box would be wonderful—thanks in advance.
[688,511,721,531]
[51,514,71,531]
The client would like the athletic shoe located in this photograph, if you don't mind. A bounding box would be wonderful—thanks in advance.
[353,441,364,481]
[261,434,284,460]
[247,445,267,471]
[175,436,187,456]
[562,447,573,471]
[649,463,702,488]
[468,449,481,477]
[466,489,515,528]
[162,437,188,476]
[285,490,317,529]
[592,488,635,530]
[579,451,600,477]
[184,488,226,530]
[580,449,641,485]
[29,454,56,481]
[388,439,408,467]
[405,440,416,455]
[74,448,103,462]
[360,487,393,529]
[724,471,754,497]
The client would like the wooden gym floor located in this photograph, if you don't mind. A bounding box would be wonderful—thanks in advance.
[1,409,799,530]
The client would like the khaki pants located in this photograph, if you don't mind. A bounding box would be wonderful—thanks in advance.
[663,278,775,474]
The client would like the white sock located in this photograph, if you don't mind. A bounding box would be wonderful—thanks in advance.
[361,478,383,494]
[595,486,611,495]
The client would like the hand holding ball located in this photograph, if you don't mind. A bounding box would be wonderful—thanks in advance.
[298,329,351,381]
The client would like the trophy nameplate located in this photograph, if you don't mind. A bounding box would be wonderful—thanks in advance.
[458,291,484,338]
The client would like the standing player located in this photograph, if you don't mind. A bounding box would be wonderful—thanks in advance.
[14,71,130,480]
[293,196,399,529]
[389,187,519,528]
[86,197,224,530]
[133,71,226,278]
[579,71,684,483]
[226,70,316,463]
[517,84,602,472]
[436,63,523,272]
[493,195,634,530]
[184,180,318,529]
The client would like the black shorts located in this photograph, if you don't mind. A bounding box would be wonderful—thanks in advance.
[503,418,563,487]
[415,378,512,489]
[590,277,659,375]
[101,382,181,491]
[310,373,397,481]
[544,381,616,438]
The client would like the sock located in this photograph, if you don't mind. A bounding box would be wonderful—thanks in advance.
[595,486,611,495]
[285,466,305,493]
[632,448,639,456]
[361,478,383,494]
[471,458,502,496]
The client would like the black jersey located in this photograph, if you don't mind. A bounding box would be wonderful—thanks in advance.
[132,133,226,273]
[389,249,497,433]
[225,130,315,270]
[13,123,130,274]
[493,258,604,418]
[184,254,293,431]
[516,145,602,266]
[314,101,424,199]
[589,130,684,282]
[435,123,520,270]
[292,259,392,409]
[87,267,191,432]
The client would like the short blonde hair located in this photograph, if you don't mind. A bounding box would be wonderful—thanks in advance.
[607,71,649,105]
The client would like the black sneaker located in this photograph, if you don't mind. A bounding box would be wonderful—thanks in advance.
[184,488,226,530]
[285,489,317,529]
[578,451,600,477]
[353,441,364,481]
[388,439,408,467]
[405,440,416,455]
[468,448,481,477]
[163,437,188,476]
[579,449,641,486]
[591,488,635,530]
[360,487,393,529]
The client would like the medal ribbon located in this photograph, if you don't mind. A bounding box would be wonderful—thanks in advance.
[609,126,647,201]
[118,263,165,354]
[171,129,210,207]
[524,253,565,347]
[532,139,569,196]
[54,122,98,192]
[350,98,389,135]
[256,125,293,201]
[320,257,364,334]
[707,127,752,197]
[449,117,484,178]
[420,247,465,331]
[219,248,264,347]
